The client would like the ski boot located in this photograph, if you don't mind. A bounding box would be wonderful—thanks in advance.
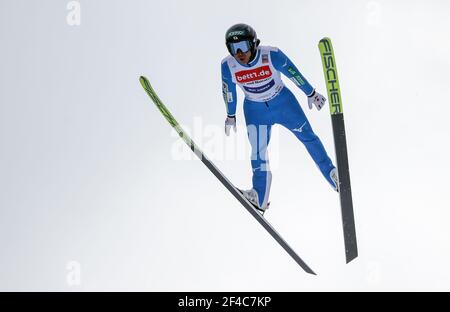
[330,168,339,192]
[238,188,269,215]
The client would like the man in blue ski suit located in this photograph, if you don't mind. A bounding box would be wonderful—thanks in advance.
[221,23,338,213]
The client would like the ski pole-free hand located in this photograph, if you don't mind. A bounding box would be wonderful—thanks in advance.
[225,115,237,136]
[307,90,327,111]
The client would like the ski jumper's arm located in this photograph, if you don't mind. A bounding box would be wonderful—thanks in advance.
[221,61,237,117]
[271,48,315,96]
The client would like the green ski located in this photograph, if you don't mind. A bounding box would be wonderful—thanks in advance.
[318,38,358,263]
[139,76,316,274]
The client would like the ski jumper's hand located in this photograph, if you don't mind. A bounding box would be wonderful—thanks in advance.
[225,115,236,136]
[270,48,323,111]
[307,90,327,111]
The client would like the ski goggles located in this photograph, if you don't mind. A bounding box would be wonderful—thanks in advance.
[228,40,251,55]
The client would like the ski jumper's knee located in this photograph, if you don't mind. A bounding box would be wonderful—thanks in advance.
[290,122,319,143]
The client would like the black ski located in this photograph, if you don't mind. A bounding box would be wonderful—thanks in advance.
[318,38,358,263]
[139,76,316,274]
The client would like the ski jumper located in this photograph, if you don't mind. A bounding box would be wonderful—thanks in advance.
[221,46,335,208]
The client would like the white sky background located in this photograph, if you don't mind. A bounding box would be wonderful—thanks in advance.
[0,0,449,291]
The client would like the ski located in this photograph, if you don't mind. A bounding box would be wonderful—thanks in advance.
[318,38,358,263]
[139,76,316,275]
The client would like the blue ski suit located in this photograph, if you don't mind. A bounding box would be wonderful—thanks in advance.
[221,46,335,208]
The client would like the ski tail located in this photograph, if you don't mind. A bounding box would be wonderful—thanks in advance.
[318,38,358,263]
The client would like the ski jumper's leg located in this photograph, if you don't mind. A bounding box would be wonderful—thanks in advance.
[276,88,336,187]
[243,99,273,208]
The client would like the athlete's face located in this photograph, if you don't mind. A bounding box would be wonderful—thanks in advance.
[234,50,252,64]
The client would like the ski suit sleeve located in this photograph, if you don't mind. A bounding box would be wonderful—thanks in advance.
[271,48,315,96]
[221,61,237,116]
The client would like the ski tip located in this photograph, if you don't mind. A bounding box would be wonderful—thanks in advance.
[318,37,333,49]
[139,76,151,91]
